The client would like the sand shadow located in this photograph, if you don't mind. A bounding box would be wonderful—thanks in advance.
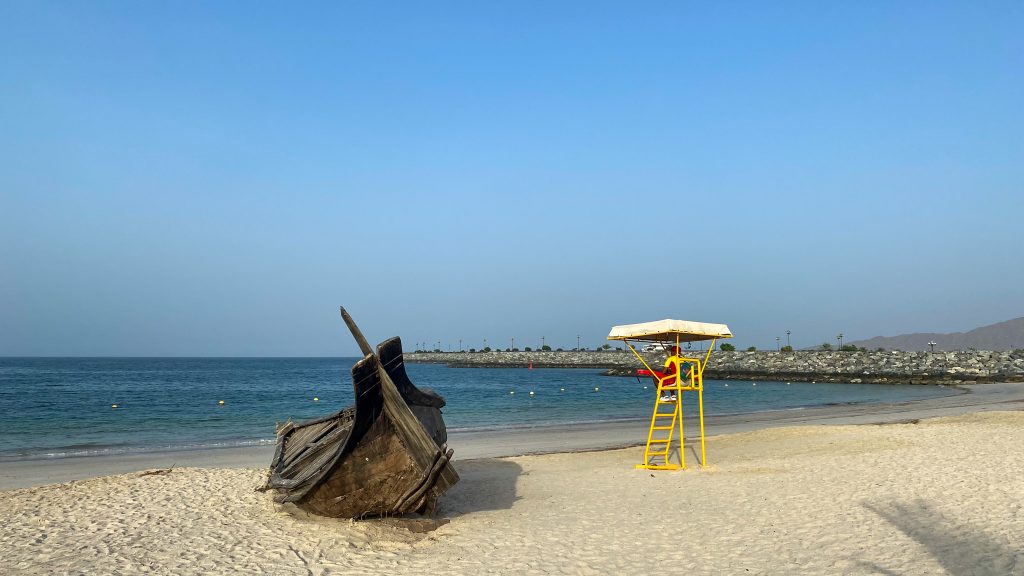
[656,442,705,469]
[436,458,523,517]
[685,442,705,467]
[862,499,1019,575]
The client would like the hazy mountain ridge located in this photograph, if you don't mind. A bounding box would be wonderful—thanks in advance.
[848,317,1024,352]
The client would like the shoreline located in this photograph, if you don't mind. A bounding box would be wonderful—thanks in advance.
[3,381,1022,491]
[0,377,957,466]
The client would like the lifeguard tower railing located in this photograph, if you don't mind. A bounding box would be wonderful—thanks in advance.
[607,319,733,470]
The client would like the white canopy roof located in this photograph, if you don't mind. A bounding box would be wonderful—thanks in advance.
[607,319,733,343]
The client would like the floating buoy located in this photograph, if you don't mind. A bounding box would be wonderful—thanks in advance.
[560,388,565,392]
[510,391,515,395]
[529,391,535,396]
[313,397,319,402]
[752,383,757,387]
[786,382,790,386]
[643,386,648,390]
[111,404,118,409]
[594,387,600,392]
[218,400,225,405]
[724,384,728,388]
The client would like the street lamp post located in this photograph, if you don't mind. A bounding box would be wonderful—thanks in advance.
[459,339,462,352]
[483,338,487,351]
[837,333,844,351]
[928,341,937,353]
[786,330,791,349]
[776,336,780,351]
[577,334,580,351]
[541,336,546,351]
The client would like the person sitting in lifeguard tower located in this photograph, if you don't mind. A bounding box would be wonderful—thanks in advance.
[640,346,692,402]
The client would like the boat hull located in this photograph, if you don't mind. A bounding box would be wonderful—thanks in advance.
[267,338,457,518]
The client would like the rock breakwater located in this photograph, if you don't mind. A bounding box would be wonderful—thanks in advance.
[406,350,1024,385]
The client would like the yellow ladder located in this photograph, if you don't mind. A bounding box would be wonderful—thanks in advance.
[636,379,687,470]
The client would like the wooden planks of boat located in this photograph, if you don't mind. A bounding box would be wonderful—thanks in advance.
[265,308,458,518]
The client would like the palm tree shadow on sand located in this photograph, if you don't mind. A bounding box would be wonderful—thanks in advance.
[860,499,1020,576]
[435,458,523,516]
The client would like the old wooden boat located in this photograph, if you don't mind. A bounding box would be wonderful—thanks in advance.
[265,308,458,517]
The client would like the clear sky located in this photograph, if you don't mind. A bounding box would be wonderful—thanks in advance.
[2,2,1022,356]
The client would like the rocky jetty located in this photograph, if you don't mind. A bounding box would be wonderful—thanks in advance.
[406,349,1024,385]
[407,350,625,370]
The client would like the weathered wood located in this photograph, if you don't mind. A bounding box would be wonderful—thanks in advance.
[266,309,458,518]
[378,336,447,447]
[340,306,374,356]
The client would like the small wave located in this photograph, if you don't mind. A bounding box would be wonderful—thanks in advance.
[0,437,278,462]
[708,406,810,418]
[449,416,649,434]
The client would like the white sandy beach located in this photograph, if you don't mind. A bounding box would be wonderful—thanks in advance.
[2,386,1024,575]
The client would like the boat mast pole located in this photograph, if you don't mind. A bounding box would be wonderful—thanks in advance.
[340,306,375,357]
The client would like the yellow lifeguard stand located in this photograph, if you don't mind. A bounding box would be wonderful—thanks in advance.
[607,319,733,470]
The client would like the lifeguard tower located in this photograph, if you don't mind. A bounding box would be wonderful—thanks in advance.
[607,319,733,470]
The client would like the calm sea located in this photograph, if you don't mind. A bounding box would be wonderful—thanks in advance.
[0,357,956,461]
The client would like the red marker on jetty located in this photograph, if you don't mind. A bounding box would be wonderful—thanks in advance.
[528,362,533,370]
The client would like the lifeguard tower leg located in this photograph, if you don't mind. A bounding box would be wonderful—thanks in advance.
[676,334,685,469]
[698,386,706,467]
[678,391,685,469]
[697,338,716,467]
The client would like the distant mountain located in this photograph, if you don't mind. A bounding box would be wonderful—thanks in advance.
[847,317,1024,352]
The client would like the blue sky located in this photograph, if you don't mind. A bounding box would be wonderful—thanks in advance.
[2,2,1022,355]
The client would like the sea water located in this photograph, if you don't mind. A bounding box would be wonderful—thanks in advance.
[0,357,956,461]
